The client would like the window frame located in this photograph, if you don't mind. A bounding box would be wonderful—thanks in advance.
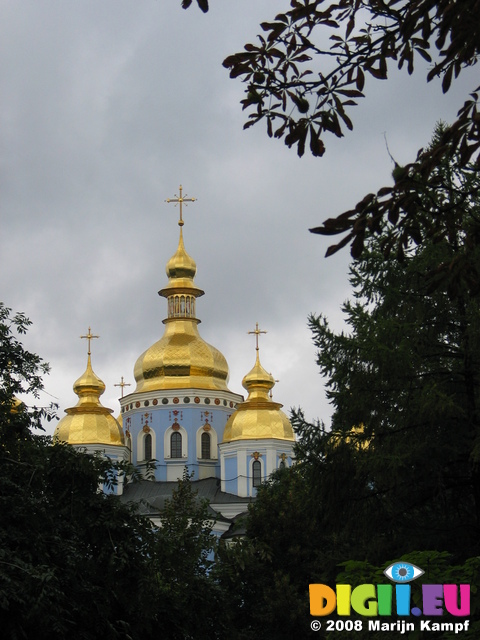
[170,431,182,459]
[252,459,262,487]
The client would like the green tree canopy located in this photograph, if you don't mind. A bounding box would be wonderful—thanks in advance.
[0,304,227,639]
[0,305,160,638]
[151,470,226,640]
[211,125,480,637]
[304,127,480,556]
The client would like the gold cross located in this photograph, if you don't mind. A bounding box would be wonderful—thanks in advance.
[269,375,279,399]
[248,322,267,351]
[166,184,196,227]
[114,376,131,398]
[80,326,99,355]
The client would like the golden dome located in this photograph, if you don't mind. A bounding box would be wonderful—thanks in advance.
[222,351,294,443]
[134,320,230,392]
[134,212,232,393]
[10,396,25,414]
[54,354,124,446]
[165,227,197,282]
[332,423,370,450]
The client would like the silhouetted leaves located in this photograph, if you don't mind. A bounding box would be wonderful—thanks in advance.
[184,0,480,273]
[218,1,479,159]
[181,0,208,13]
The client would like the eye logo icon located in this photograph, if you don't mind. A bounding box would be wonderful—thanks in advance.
[383,562,424,583]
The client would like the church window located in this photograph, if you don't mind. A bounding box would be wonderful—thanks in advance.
[279,460,286,469]
[126,434,132,462]
[144,433,152,461]
[171,432,182,458]
[252,460,262,487]
[201,432,210,459]
[180,296,185,314]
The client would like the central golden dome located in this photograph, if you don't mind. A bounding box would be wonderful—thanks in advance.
[133,208,231,393]
[134,319,230,392]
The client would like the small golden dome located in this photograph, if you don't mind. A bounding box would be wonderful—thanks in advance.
[332,423,370,450]
[134,212,232,393]
[54,354,124,447]
[10,397,25,414]
[222,351,294,443]
[158,227,205,299]
[165,227,197,280]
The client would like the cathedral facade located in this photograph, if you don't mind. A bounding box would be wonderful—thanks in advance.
[54,188,295,535]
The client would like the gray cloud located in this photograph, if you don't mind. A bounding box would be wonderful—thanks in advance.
[2,0,476,432]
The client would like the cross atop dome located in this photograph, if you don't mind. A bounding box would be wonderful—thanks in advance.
[114,376,131,398]
[80,326,99,355]
[248,322,267,352]
[166,184,197,227]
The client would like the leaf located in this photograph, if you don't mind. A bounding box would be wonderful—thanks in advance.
[377,187,393,197]
[322,232,354,255]
[356,68,365,92]
[297,129,306,157]
[345,17,355,39]
[181,0,209,12]
[416,48,432,63]
[267,117,273,138]
[309,127,326,157]
[350,232,364,258]
[366,65,387,80]
[261,21,287,42]
[336,89,364,98]
[442,64,453,93]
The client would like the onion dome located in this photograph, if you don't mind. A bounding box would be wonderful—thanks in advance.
[332,423,370,450]
[54,351,124,447]
[134,188,231,393]
[222,334,294,443]
[10,397,25,414]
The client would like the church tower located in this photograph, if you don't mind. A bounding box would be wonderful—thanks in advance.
[119,186,243,482]
[54,328,128,494]
[219,323,295,498]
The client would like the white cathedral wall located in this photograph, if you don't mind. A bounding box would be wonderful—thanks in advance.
[219,439,295,498]
[72,443,130,495]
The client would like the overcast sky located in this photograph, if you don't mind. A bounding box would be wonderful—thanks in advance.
[1,1,477,434]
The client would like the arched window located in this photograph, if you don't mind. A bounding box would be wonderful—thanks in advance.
[171,432,182,459]
[144,433,152,461]
[201,432,210,459]
[252,460,262,487]
[125,434,132,463]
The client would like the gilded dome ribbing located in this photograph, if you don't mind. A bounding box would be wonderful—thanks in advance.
[54,354,124,446]
[133,200,231,393]
[221,350,294,443]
